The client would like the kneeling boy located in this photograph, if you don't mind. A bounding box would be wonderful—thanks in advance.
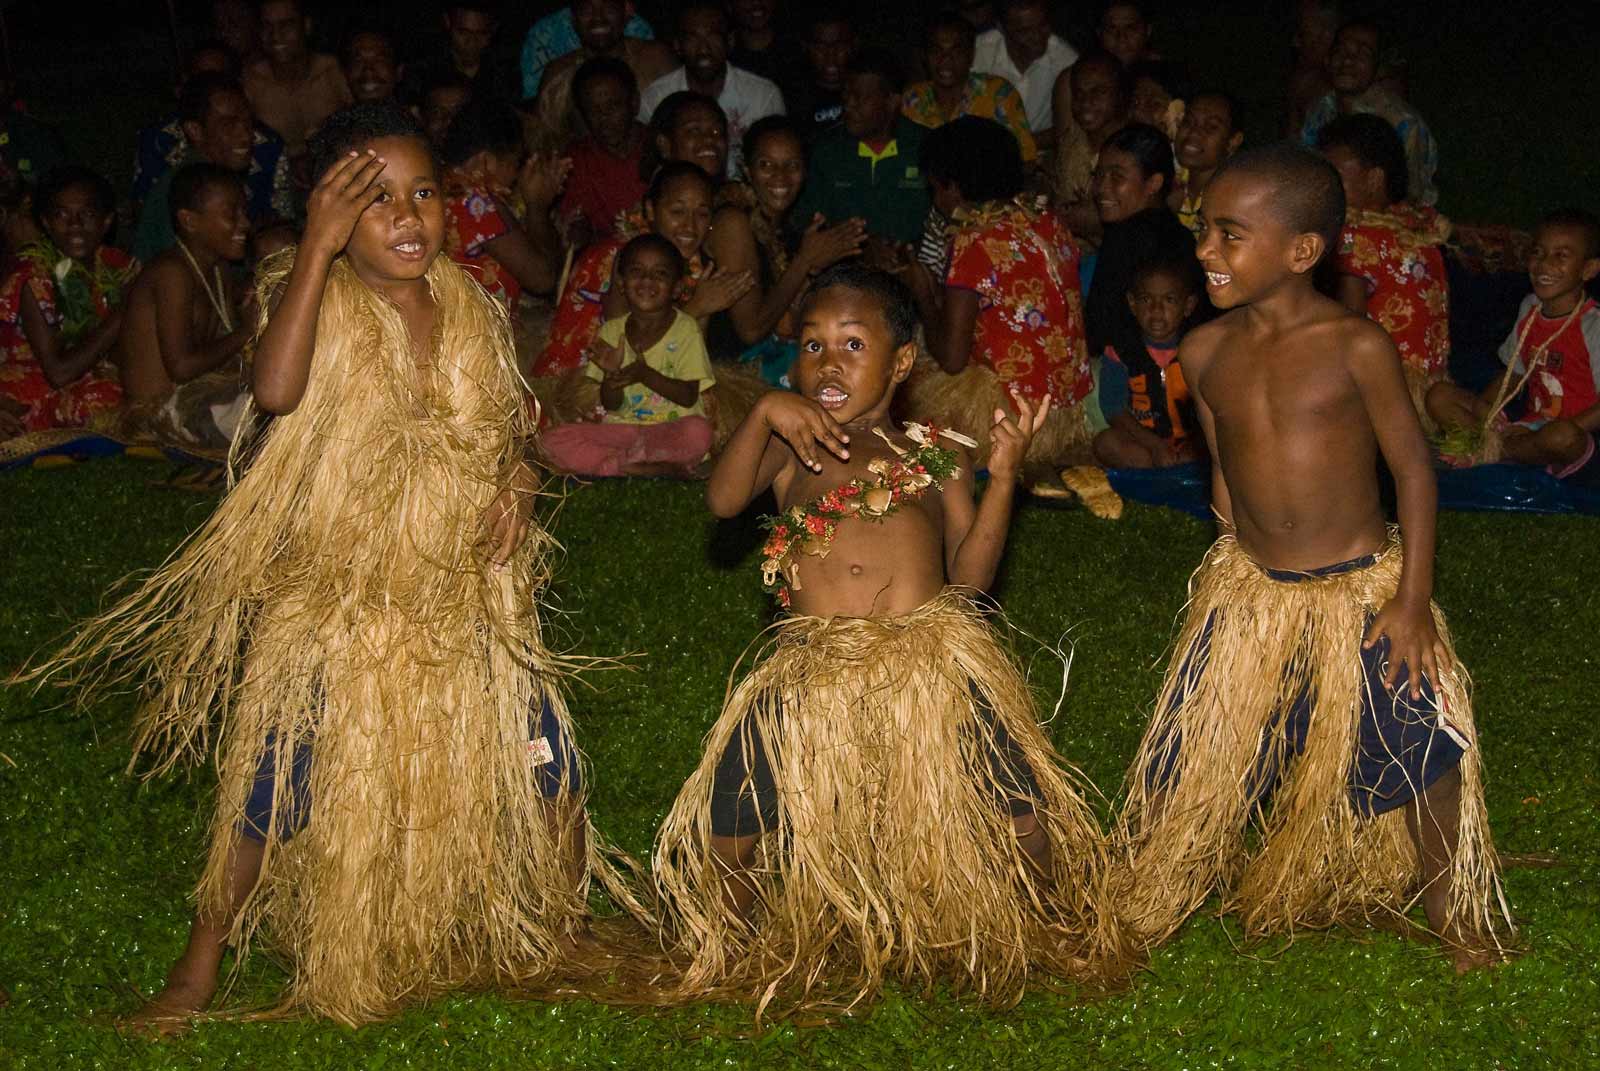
[653,264,1133,1012]
[1118,145,1511,971]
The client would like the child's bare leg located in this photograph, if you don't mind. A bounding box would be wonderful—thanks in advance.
[1404,767,1498,972]
[541,798,589,896]
[708,832,762,919]
[1424,382,1483,430]
[1012,810,1053,885]
[121,833,265,1033]
[1093,426,1157,468]
[1500,420,1589,468]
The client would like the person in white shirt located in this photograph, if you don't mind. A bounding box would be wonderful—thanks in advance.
[971,0,1077,142]
[640,1,785,177]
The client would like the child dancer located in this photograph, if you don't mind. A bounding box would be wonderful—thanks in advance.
[1118,145,1510,970]
[28,104,615,1030]
[654,264,1133,1013]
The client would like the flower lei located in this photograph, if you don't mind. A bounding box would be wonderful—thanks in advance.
[759,423,973,608]
[20,240,134,347]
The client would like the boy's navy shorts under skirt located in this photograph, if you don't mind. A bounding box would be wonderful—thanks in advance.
[709,688,1043,839]
[1145,552,1466,817]
[240,692,579,842]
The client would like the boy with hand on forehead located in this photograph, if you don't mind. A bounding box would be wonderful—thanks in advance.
[1117,145,1511,971]
[653,264,1133,1011]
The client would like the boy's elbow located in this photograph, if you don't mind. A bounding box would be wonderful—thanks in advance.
[251,379,300,415]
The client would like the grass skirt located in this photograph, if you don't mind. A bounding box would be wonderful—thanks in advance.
[653,591,1135,1015]
[1117,537,1510,950]
[23,253,617,1025]
[898,359,1089,467]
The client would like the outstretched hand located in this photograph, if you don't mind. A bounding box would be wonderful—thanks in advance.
[987,389,1052,482]
[303,151,387,260]
[759,392,850,473]
[1365,596,1450,699]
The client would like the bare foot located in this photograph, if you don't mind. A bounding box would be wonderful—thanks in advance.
[117,973,217,1038]
[1443,930,1514,974]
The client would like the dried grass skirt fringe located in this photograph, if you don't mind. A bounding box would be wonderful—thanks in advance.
[1117,536,1511,950]
[653,592,1137,1016]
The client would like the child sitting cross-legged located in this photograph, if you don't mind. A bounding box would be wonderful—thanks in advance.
[0,166,137,432]
[540,233,715,477]
[652,263,1134,1012]
[1426,208,1600,483]
[1092,255,1204,468]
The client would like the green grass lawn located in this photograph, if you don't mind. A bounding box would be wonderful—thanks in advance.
[2,459,1597,1069]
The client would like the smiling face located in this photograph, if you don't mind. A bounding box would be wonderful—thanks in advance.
[341,136,445,287]
[1175,94,1239,175]
[843,71,897,141]
[187,86,255,172]
[677,7,730,86]
[659,101,728,179]
[619,244,681,314]
[259,0,309,68]
[1195,170,1320,309]
[572,0,627,53]
[1126,267,1197,342]
[345,33,399,103]
[1092,145,1163,224]
[41,183,112,263]
[747,128,805,215]
[1528,223,1600,312]
[794,285,914,425]
[646,172,714,259]
[1071,57,1126,139]
[925,25,975,91]
[178,178,250,262]
[1328,25,1379,96]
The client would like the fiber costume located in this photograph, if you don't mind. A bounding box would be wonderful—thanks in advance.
[1118,535,1511,951]
[654,435,1132,1014]
[32,252,618,1025]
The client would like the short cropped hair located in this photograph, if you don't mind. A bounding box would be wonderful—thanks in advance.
[34,165,116,226]
[1132,251,1202,296]
[645,160,715,205]
[845,48,905,95]
[801,263,919,349]
[571,55,637,106]
[616,232,685,279]
[1538,208,1600,260]
[307,102,430,186]
[1212,142,1346,260]
[1071,49,1134,108]
[924,12,976,48]
[1316,113,1407,204]
[178,72,246,127]
[440,98,523,167]
[169,162,243,229]
[921,116,1024,205]
[1102,122,1175,193]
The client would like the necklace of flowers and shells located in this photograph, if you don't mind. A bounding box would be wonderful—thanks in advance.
[759,423,976,608]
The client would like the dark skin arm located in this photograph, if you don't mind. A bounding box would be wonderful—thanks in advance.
[151,260,255,381]
[20,287,123,389]
[253,151,387,414]
[1182,330,1235,531]
[480,154,569,296]
[705,208,866,345]
[945,392,1051,589]
[1349,326,1450,697]
[706,391,851,517]
[903,260,981,373]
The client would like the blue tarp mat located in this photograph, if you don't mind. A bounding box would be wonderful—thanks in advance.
[0,433,217,473]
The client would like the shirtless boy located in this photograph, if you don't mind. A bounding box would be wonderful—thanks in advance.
[1117,144,1510,970]
[121,163,255,451]
[653,264,1131,1009]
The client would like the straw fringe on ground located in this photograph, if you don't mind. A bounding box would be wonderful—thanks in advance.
[898,359,1088,467]
[653,592,1137,1017]
[18,252,640,1026]
[1116,536,1511,952]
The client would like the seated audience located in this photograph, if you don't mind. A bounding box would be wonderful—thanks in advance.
[519,2,655,100]
[119,164,254,451]
[788,9,854,142]
[541,233,715,476]
[0,167,135,432]
[794,50,930,246]
[134,74,288,261]
[641,90,731,185]
[1427,210,1600,484]
[902,116,1092,467]
[639,1,785,178]
[1286,0,1341,137]
[1299,19,1437,206]
[1083,123,1194,371]
[1127,59,1186,138]
[440,100,567,311]
[972,0,1077,142]
[1053,51,1130,245]
[341,29,402,104]
[535,0,676,146]
[405,3,519,105]
[728,0,808,96]
[1169,90,1242,236]
[131,41,246,213]
[0,170,42,266]
[559,58,650,244]
[1318,113,1450,412]
[242,0,351,163]
[704,116,865,375]
[902,14,1036,164]
[415,70,473,147]
[1092,255,1203,468]
[1098,2,1159,67]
